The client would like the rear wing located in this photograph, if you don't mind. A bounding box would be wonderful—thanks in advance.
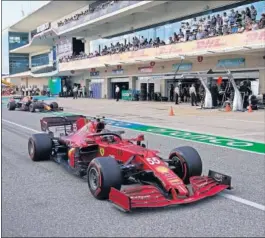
[40,115,86,132]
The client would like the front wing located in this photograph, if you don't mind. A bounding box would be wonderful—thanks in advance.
[109,170,232,212]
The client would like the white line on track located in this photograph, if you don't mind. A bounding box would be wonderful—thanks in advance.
[2,119,265,212]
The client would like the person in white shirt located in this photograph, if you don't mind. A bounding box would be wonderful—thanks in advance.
[89,85,93,98]
[115,85,120,101]
[189,84,198,106]
[73,85,78,99]
[174,85,180,104]
[63,85,67,97]
[191,17,198,32]
[222,12,229,28]
[82,86,86,98]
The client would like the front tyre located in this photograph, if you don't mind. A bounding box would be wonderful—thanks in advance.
[28,133,52,161]
[87,157,122,200]
[169,146,202,184]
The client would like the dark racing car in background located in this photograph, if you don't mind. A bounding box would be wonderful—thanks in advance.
[28,115,232,212]
[7,96,63,112]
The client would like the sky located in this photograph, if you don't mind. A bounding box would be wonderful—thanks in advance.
[2,1,49,75]
[2,1,49,30]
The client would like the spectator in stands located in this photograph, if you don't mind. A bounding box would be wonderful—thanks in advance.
[189,31,196,40]
[191,17,199,32]
[196,29,203,40]
[60,5,263,64]
[252,21,258,30]
[178,29,185,42]
[211,15,217,28]
[245,7,251,19]
[237,23,245,33]
[235,10,242,25]
[250,5,257,21]
[229,9,236,26]
[259,13,265,29]
[173,32,179,42]
[222,12,229,29]
[167,36,174,44]
[216,14,223,31]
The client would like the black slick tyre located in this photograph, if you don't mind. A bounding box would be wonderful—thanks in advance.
[50,102,58,110]
[169,146,202,184]
[87,157,122,200]
[7,101,16,110]
[29,103,36,112]
[28,133,52,161]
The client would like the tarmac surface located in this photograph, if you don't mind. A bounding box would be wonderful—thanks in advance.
[1,98,265,237]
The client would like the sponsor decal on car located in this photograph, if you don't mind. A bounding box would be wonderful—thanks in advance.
[156,166,169,173]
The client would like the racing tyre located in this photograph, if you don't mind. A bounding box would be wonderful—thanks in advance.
[169,146,202,184]
[29,103,36,112]
[50,102,58,110]
[28,133,52,161]
[87,156,122,200]
[7,101,16,110]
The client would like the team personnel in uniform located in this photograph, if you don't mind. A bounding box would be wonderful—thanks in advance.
[189,84,198,106]
[174,84,180,104]
[115,85,120,101]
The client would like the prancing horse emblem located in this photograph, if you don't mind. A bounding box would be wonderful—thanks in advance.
[99,148,104,156]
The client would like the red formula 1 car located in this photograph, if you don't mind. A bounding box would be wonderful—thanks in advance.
[28,115,232,212]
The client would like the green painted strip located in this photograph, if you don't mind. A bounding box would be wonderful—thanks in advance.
[133,126,265,154]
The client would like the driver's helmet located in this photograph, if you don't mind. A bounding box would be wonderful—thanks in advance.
[96,121,105,133]
[101,135,115,143]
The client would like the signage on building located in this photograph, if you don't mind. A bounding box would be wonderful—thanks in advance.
[121,90,133,101]
[90,79,104,83]
[37,22,51,34]
[112,69,124,75]
[56,37,73,58]
[217,58,245,68]
[90,71,100,77]
[138,66,153,73]
[172,63,192,71]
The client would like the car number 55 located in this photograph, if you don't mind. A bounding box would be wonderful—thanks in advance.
[146,157,161,165]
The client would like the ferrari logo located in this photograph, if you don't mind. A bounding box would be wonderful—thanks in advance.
[99,148,104,156]
[156,166,169,173]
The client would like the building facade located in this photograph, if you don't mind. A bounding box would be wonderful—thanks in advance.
[4,0,265,98]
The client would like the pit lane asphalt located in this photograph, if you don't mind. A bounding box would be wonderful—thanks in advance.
[2,108,265,237]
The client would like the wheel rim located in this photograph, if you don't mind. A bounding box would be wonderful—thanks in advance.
[28,140,35,158]
[88,167,100,191]
[171,155,185,179]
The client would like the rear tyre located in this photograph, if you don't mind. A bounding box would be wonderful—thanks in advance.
[87,157,122,199]
[50,102,58,110]
[169,146,202,184]
[28,133,52,161]
[7,101,16,110]
[29,103,36,112]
